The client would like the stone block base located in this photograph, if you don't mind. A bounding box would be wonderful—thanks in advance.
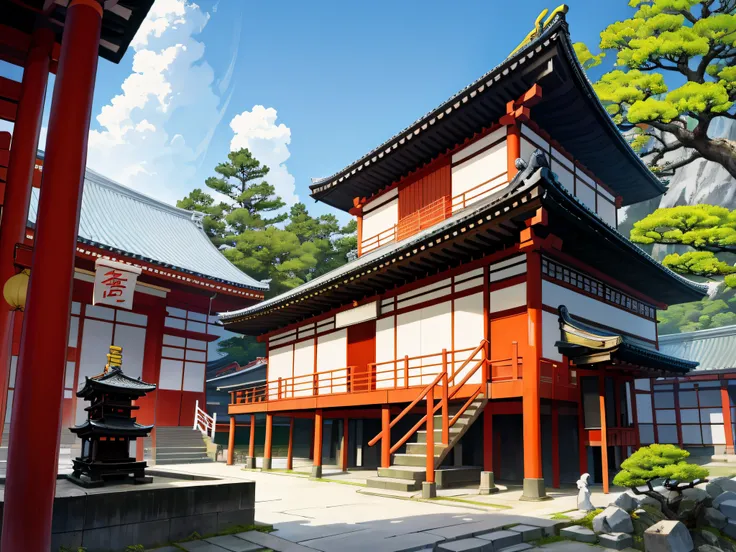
[519,478,550,501]
[479,471,498,495]
[244,457,256,469]
[262,457,272,470]
[422,481,436,499]
[311,465,322,478]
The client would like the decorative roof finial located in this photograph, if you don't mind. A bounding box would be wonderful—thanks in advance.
[508,4,569,58]
[105,345,123,373]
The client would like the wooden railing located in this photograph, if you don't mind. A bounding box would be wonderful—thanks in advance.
[229,341,521,408]
[367,340,491,484]
[361,226,397,255]
[193,400,216,439]
[396,196,451,242]
[450,173,508,212]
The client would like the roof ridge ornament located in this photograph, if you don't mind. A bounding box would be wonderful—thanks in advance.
[190,211,205,228]
[508,4,569,58]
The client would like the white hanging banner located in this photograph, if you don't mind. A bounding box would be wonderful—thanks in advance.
[93,258,142,310]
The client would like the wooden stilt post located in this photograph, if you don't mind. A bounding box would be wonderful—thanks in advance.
[423,388,436,498]
[263,413,273,470]
[227,416,236,466]
[722,381,734,455]
[441,349,449,445]
[483,405,493,472]
[341,416,349,471]
[551,401,560,489]
[287,417,294,470]
[313,409,323,478]
[381,404,390,468]
[245,414,256,469]
[578,376,588,475]
[599,371,609,494]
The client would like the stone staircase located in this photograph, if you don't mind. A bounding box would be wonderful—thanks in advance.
[155,426,213,465]
[0,424,79,475]
[367,397,486,491]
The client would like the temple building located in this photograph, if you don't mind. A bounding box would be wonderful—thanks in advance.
[1,159,267,464]
[220,12,707,500]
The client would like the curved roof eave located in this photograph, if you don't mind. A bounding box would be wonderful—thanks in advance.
[309,16,665,210]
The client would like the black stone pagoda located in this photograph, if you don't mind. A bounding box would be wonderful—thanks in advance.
[69,345,156,487]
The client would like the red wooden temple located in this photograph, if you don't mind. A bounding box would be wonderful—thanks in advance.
[219,13,706,501]
[0,0,264,548]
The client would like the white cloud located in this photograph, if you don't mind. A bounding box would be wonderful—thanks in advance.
[86,0,236,204]
[229,106,298,205]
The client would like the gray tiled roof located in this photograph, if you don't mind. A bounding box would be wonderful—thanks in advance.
[28,161,267,291]
[659,325,736,372]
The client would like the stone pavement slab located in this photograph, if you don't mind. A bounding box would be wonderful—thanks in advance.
[177,541,230,551]
[145,547,182,552]
[496,544,535,552]
[236,530,319,551]
[477,529,522,548]
[425,517,521,540]
[508,524,543,541]
[436,537,492,551]
[205,534,264,551]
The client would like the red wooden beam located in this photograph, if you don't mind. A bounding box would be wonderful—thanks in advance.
[0,77,22,103]
[0,99,18,123]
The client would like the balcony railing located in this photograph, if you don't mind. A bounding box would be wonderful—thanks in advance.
[229,341,522,406]
[361,226,397,255]
[396,196,451,242]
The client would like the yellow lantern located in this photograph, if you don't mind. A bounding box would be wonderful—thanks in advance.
[3,269,30,311]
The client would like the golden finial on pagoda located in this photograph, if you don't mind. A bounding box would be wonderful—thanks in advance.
[105,345,123,373]
[508,4,569,57]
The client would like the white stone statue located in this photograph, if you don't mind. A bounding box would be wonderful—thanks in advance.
[577,473,594,511]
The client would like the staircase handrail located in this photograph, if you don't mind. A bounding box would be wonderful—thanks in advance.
[448,339,489,390]
[193,400,216,439]
[367,369,445,447]
[388,349,487,454]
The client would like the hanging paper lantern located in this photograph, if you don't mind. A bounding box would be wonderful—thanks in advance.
[3,269,30,311]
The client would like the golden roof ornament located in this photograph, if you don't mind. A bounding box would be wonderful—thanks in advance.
[104,345,123,373]
[508,4,568,57]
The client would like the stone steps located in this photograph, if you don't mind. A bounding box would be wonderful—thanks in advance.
[365,476,422,492]
[155,427,213,465]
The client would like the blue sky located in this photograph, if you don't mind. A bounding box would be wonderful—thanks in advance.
[1,0,634,222]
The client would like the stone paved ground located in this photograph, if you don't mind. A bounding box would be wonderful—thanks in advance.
[144,462,633,552]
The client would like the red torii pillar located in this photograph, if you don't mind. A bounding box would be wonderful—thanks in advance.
[0,27,55,441]
[1,1,103,549]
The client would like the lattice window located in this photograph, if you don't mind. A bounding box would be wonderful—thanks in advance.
[542,258,655,320]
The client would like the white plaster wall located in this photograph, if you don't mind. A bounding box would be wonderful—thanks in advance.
[453,292,484,384]
[542,280,657,341]
[451,128,507,212]
[268,344,294,398]
[490,255,526,282]
[419,301,452,385]
[77,319,113,423]
[362,198,398,243]
[541,310,563,362]
[376,316,397,389]
[316,329,347,393]
[598,199,617,227]
[113,323,145,380]
[490,282,526,313]
[293,339,315,397]
[182,362,205,392]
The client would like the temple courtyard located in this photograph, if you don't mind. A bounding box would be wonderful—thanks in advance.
[142,461,643,552]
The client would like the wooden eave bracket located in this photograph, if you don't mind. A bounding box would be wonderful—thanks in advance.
[13,243,33,269]
[499,84,543,126]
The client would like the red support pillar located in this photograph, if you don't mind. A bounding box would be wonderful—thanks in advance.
[599,371,610,494]
[1,2,103,549]
[0,27,54,442]
[551,401,560,489]
[227,416,236,466]
[521,249,546,500]
[287,417,294,470]
[381,403,390,468]
[245,414,256,469]
[263,413,273,470]
[722,381,734,455]
[578,380,588,475]
[507,124,521,178]
[313,409,323,478]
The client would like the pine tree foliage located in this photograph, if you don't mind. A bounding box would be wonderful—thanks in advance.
[574,0,736,177]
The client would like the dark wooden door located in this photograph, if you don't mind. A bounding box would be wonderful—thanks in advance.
[347,320,376,392]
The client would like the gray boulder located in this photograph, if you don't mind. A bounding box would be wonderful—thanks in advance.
[644,520,694,552]
[639,495,665,511]
[697,546,725,552]
[707,481,725,499]
[598,532,633,550]
[724,519,736,540]
[614,492,638,512]
[714,492,736,509]
[653,486,681,502]
[684,487,713,507]
[593,505,634,534]
[718,499,736,519]
[698,508,727,530]
[716,478,736,493]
